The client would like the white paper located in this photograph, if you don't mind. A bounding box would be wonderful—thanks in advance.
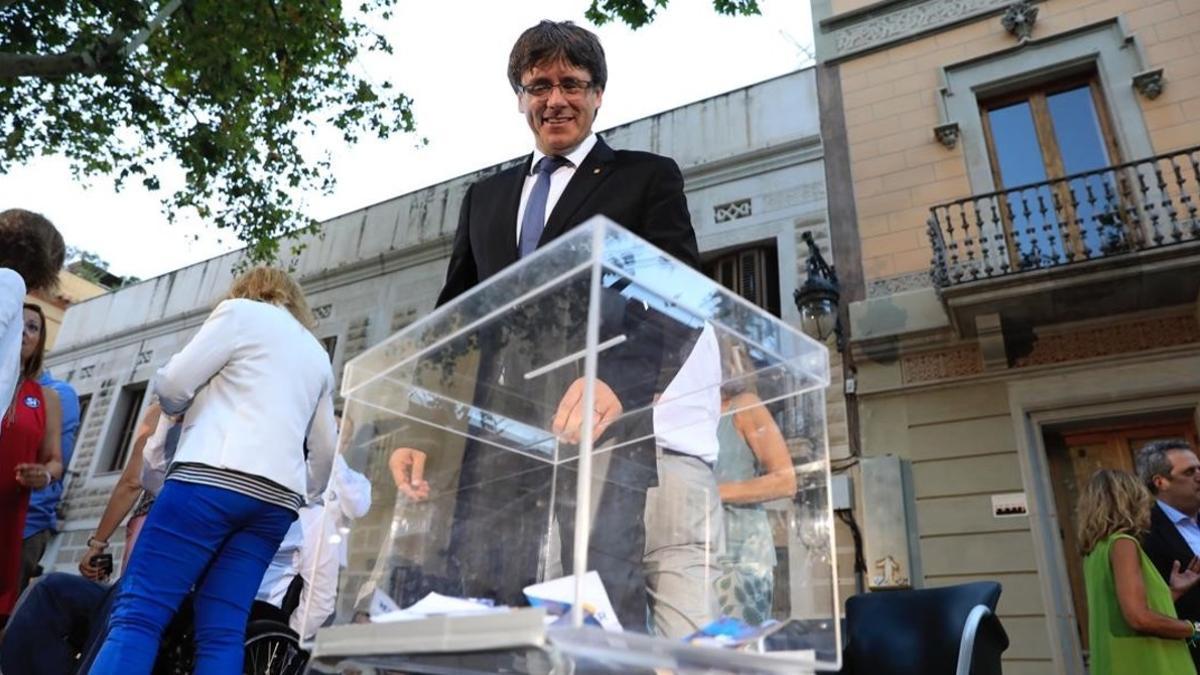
[368,588,402,619]
[371,591,507,623]
[523,571,622,632]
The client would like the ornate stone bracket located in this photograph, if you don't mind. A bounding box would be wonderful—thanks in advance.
[1001,1,1038,43]
[1133,68,1165,100]
[975,314,1008,371]
[934,122,960,149]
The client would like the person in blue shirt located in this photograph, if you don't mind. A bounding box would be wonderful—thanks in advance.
[19,370,80,592]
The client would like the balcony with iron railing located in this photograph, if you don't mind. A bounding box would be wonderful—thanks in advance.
[925,146,1200,336]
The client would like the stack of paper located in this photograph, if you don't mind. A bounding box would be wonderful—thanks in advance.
[372,591,508,623]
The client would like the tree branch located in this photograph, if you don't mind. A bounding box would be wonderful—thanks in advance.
[121,0,184,58]
[0,0,183,79]
[0,49,113,79]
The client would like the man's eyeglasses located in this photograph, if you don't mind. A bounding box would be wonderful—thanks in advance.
[519,80,594,99]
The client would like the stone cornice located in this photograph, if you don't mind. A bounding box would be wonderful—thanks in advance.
[818,0,1043,63]
[682,134,824,191]
[297,234,453,295]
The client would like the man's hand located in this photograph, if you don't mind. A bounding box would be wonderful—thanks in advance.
[551,377,622,444]
[14,463,51,489]
[79,545,109,581]
[389,447,430,501]
[1170,556,1200,599]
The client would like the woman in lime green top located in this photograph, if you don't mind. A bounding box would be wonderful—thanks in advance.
[1080,469,1200,674]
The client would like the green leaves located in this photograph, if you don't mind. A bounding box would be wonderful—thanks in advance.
[1,0,410,265]
[586,0,760,29]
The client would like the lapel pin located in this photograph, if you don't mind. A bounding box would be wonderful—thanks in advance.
[593,168,601,174]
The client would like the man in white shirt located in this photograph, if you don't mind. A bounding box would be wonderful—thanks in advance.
[644,322,725,637]
[258,454,372,638]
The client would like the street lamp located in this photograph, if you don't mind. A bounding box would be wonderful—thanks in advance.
[793,231,842,349]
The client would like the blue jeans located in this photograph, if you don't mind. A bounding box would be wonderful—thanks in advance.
[0,572,110,675]
[88,480,295,675]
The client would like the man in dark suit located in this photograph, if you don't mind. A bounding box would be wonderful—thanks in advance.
[1138,439,1200,670]
[387,20,703,631]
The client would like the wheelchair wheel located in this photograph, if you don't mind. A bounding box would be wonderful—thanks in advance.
[243,620,309,675]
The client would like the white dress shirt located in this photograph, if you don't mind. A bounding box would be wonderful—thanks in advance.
[0,268,26,427]
[1159,499,1200,556]
[514,133,598,244]
[653,323,722,464]
[153,298,337,501]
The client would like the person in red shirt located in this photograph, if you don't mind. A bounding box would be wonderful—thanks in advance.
[0,304,63,628]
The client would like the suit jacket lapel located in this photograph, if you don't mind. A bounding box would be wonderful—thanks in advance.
[538,137,615,247]
[1154,503,1196,561]
[490,156,531,271]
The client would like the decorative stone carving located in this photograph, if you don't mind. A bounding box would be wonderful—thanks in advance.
[1012,314,1198,368]
[1001,1,1038,42]
[934,122,960,149]
[392,307,417,332]
[714,198,752,223]
[831,0,1013,59]
[312,303,334,320]
[135,349,153,366]
[867,270,933,299]
[901,344,984,384]
[1133,68,1166,100]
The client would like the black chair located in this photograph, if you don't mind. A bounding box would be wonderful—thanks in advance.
[836,581,1009,675]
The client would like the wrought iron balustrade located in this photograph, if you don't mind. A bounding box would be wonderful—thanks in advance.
[928,146,1200,287]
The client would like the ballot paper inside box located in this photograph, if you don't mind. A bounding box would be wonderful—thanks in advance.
[308,217,840,673]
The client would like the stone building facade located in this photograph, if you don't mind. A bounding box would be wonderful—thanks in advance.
[40,69,860,608]
[812,0,1200,672]
[26,269,108,351]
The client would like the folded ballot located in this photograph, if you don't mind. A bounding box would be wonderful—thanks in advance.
[523,571,622,632]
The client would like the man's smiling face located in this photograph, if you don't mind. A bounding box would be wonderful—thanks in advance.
[517,59,603,156]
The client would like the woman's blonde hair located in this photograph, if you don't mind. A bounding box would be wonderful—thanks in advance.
[226,266,315,329]
[1077,469,1152,555]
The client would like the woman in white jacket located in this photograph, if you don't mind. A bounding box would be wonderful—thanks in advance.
[89,267,337,675]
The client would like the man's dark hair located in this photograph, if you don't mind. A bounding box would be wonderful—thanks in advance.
[0,209,65,292]
[507,20,607,93]
[1136,439,1196,494]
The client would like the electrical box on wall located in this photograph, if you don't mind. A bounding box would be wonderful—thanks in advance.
[831,473,853,511]
[860,455,918,590]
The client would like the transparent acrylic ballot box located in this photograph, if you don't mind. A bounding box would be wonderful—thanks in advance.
[302,218,839,674]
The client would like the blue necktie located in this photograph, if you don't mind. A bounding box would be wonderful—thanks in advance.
[519,155,569,258]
